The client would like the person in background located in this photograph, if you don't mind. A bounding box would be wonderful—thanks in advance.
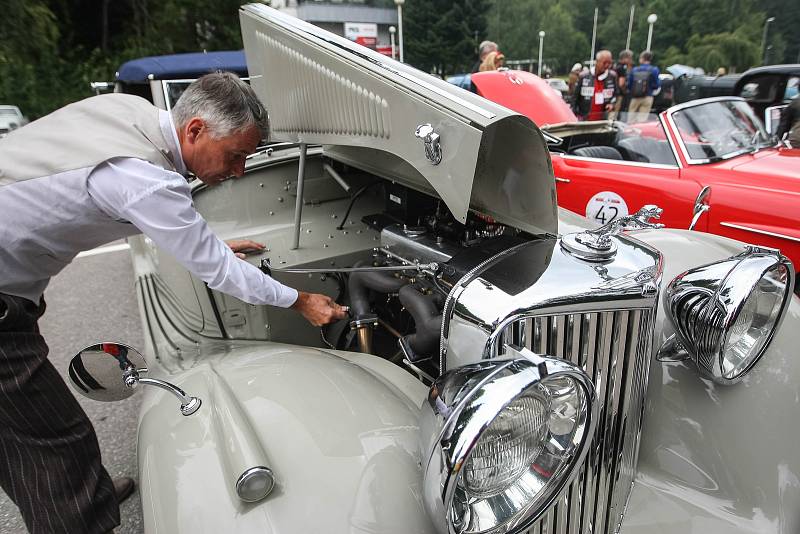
[777,94,800,148]
[567,62,583,97]
[609,49,633,120]
[627,50,661,122]
[471,40,498,73]
[479,50,505,72]
[571,50,617,121]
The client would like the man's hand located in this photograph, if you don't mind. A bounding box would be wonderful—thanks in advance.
[227,239,265,259]
[291,291,348,326]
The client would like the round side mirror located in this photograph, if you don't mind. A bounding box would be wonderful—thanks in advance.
[69,342,202,415]
[68,342,147,402]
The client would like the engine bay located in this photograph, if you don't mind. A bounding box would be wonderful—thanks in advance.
[257,167,531,380]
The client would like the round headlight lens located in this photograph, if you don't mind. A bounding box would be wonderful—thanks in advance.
[666,248,794,384]
[449,371,592,534]
[461,389,549,498]
[721,262,789,379]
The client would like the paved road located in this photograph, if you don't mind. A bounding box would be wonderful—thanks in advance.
[1,245,144,534]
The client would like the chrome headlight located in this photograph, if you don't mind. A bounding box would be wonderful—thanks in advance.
[666,246,794,384]
[420,346,597,534]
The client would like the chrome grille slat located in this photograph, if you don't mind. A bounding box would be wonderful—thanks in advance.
[499,308,653,534]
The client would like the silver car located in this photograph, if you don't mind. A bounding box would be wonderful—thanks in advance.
[0,105,27,137]
[70,5,800,534]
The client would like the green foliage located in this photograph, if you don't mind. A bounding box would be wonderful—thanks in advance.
[684,31,760,73]
[481,0,796,76]
[1,0,797,118]
[406,0,490,75]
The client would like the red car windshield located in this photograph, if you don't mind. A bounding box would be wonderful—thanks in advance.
[671,100,770,162]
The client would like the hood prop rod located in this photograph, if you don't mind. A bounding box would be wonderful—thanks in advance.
[260,259,438,276]
[291,143,308,250]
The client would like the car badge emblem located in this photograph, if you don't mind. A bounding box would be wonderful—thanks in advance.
[561,205,664,261]
[414,123,443,165]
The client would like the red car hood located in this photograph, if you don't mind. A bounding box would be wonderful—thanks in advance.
[723,148,800,187]
[471,70,577,126]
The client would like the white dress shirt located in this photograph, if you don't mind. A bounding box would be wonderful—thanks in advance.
[86,112,298,308]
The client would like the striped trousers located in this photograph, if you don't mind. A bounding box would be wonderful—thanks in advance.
[0,293,119,534]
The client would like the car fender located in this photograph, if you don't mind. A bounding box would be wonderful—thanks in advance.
[622,227,800,534]
[137,344,434,534]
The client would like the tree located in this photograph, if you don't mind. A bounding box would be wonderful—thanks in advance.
[406,0,490,75]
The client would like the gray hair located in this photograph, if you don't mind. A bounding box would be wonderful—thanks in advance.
[619,49,633,60]
[596,49,612,61]
[479,40,498,58]
[640,50,653,62]
[171,71,269,140]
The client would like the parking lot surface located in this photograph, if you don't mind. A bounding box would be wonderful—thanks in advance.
[0,245,144,534]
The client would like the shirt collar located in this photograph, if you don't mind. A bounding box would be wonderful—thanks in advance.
[158,110,188,177]
[597,70,608,81]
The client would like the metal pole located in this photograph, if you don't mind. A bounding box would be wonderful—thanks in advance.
[538,32,545,77]
[390,32,396,60]
[590,7,598,67]
[646,23,653,51]
[761,17,775,65]
[397,4,404,63]
[291,143,307,250]
[626,5,635,51]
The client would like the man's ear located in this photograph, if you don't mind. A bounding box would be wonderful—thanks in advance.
[185,117,205,143]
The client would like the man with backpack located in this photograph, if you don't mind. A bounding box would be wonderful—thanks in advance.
[627,50,661,122]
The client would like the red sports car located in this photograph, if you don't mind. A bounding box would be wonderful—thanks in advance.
[462,70,800,281]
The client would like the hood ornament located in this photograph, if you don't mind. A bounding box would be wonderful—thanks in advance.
[561,205,664,261]
[414,123,442,165]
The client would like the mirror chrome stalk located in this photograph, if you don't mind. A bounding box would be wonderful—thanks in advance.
[689,186,711,231]
[124,367,202,416]
[69,343,202,416]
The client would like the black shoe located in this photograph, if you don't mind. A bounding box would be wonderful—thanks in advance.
[113,477,136,505]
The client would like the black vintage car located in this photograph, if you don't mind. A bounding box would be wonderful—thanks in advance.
[734,64,800,133]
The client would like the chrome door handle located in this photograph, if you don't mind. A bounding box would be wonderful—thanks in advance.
[555,176,570,183]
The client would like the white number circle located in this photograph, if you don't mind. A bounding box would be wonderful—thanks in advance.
[586,191,629,225]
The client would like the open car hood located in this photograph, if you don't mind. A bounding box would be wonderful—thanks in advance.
[240,4,556,236]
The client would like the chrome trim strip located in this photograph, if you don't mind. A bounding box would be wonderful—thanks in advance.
[505,308,653,534]
[658,112,685,169]
[667,95,748,114]
[558,154,678,170]
[719,222,800,244]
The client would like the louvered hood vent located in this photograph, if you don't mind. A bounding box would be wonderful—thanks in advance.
[239,4,557,236]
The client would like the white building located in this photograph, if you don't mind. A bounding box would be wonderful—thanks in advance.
[271,0,398,55]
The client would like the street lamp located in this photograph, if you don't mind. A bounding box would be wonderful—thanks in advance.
[761,16,775,65]
[646,13,657,52]
[394,0,405,63]
[538,31,545,77]
[389,25,396,60]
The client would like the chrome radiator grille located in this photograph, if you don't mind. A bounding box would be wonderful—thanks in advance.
[497,308,655,534]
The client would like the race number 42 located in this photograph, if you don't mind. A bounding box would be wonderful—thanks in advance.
[585,191,629,224]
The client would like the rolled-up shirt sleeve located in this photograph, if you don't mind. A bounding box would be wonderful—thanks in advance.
[88,158,298,308]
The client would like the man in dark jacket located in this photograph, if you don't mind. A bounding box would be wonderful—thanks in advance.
[609,49,633,120]
[571,50,617,121]
[778,96,800,148]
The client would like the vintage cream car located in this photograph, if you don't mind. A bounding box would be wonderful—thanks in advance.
[68,5,800,534]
